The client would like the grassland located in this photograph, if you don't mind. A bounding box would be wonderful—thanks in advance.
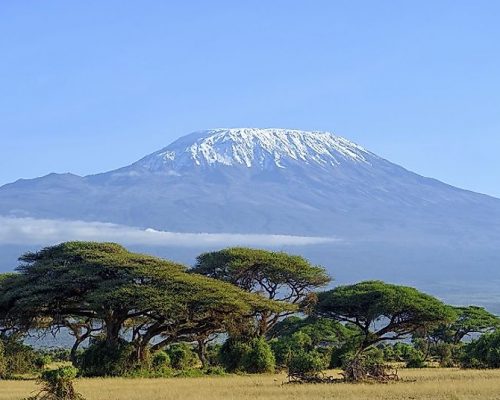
[2,369,500,400]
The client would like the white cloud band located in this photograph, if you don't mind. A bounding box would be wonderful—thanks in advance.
[0,216,338,247]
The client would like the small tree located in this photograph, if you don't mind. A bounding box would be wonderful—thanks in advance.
[315,281,453,380]
[192,247,330,335]
[429,306,499,345]
[315,281,454,352]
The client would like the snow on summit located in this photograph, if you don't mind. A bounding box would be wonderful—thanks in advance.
[136,128,374,171]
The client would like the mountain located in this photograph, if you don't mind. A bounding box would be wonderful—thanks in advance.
[1,128,499,309]
[2,128,499,240]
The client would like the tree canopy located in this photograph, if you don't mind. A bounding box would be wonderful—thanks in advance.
[315,280,454,351]
[428,306,499,345]
[0,242,287,362]
[192,247,330,335]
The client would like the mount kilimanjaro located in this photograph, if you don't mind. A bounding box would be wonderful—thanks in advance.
[1,128,499,308]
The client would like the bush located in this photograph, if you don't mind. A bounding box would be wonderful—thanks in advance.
[34,354,52,370]
[78,339,139,377]
[206,344,222,367]
[167,343,198,370]
[2,337,38,375]
[219,338,251,372]
[240,337,275,373]
[405,350,426,368]
[462,330,500,368]
[25,366,84,400]
[151,350,171,370]
[270,332,313,369]
[219,337,275,373]
[288,350,328,375]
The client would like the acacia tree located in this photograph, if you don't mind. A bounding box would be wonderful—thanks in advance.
[0,242,286,366]
[192,247,330,336]
[314,280,454,353]
[441,306,499,344]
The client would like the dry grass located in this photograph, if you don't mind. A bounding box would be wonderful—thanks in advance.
[2,369,500,400]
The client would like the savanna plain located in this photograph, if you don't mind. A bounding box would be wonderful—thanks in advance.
[2,369,500,400]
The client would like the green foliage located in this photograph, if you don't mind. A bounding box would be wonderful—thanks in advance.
[1,241,285,368]
[78,339,138,377]
[34,354,52,370]
[151,350,171,370]
[219,337,252,372]
[25,366,84,400]
[288,350,328,375]
[268,316,351,345]
[270,331,312,368]
[405,350,426,368]
[0,339,6,378]
[193,247,328,334]
[205,344,222,367]
[219,337,275,373]
[240,337,275,373]
[430,306,499,345]
[315,281,454,351]
[1,336,38,375]
[167,343,198,370]
[462,329,500,368]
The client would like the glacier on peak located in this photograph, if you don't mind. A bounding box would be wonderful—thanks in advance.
[134,128,375,172]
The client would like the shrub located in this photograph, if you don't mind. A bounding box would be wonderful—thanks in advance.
[462,330,500,368]
[288,350,328,375]
[405,350,426,368]
[25,366,84,400]
[2,337,38,375]
[219,338,251,372]
[151,350,171,370]
[240,337,275,373]
[167,343,198,370]
[34,354,52,370]
[78,339,138,377]
[219,337,275,373]
[206,344,222,367]
[270,332,313,369]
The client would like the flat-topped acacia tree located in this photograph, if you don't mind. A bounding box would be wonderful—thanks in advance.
[0,242,287,365]
[427,305,499,345]
[191,247,331,336]
[315,280,454,353]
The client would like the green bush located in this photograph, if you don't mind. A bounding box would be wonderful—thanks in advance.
[240,337,275,373]
[78,339,139,377]
[219,337,275,373]
[2,337,38,375]
[34,354,52,370]
[270,331,316,369]
[151,350,171,370]
[462,330,500,368]
[206,344,222,367]
[167,343,198,370]
[288,350,328,375]
[405,350,426,368]
[219,338,251,372]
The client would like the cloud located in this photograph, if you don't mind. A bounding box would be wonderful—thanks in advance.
[0,216,339,248]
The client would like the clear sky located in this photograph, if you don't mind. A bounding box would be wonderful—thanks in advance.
[1,1,499,197]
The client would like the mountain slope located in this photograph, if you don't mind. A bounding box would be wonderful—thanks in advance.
[1,128,498,243]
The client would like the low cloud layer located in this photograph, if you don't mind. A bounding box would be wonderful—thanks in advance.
[0,216,338,248]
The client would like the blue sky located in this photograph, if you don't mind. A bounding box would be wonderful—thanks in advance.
[1,1,499,197]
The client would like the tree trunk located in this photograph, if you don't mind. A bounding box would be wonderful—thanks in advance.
[70,338,82,366]
[196,339,208,368]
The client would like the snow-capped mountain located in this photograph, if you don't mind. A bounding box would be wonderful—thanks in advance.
[133,128,373,172]
[1,127,499,238]
[1,128,500,309]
